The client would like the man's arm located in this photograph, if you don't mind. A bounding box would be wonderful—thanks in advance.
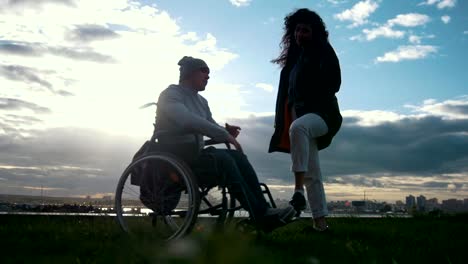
[157,88,230,142]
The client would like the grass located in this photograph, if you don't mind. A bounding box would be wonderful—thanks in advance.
[1,214,467,263]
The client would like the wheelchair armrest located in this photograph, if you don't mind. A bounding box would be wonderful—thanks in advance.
[152,130,197,141]
[153,130,231,150]
[204,139,231,150]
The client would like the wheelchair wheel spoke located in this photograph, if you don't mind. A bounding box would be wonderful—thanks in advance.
[115,153,200,241]
[163,215,180,231]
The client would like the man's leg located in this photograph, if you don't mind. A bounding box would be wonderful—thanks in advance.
[224,149,269,207]
[222,149,295,226]
[193,148,268,221]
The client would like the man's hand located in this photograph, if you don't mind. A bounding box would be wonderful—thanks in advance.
[225,123,241,138]
[227,135,243,153]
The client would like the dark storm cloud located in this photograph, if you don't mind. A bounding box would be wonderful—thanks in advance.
[0,98,51,114]
[439,103,468,116]
[0,41,116,63]
[227,113,468,184]
[323,116,468,176]
[0,127,142,196]
[1,103,467,196]
[67,24,120,42]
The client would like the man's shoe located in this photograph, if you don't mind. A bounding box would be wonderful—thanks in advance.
[257,205,296,232]
[289,192,306,217]
[264,205,296,223]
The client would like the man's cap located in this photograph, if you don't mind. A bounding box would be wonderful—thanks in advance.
[178,56,209,79]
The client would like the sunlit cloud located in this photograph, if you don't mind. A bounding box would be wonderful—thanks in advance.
[0,0,238,139]
[255,83,273,92]
[405,96,468,120]
[375,45,437,63]
[334,0,379,28]
[229,0,252,7]
[359,25,405,41]
[388,13,430,27]
[441,15,451,24]
[327,0,348,5]
[419,0,457,9]
[352,13,429,41]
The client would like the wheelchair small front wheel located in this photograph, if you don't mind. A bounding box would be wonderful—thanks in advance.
[115,153,200,241]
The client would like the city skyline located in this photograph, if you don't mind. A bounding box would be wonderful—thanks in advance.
[1,0,467,202]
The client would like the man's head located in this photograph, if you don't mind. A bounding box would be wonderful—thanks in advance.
[178,56,210,92]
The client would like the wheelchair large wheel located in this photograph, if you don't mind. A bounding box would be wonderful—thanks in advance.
[115,153,200,241]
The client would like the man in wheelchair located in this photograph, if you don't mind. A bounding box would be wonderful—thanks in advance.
[151,56,296,231]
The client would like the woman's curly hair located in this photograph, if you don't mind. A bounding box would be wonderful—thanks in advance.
[272,8,329,67]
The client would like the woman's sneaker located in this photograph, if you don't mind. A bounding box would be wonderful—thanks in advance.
[289,192,306,217]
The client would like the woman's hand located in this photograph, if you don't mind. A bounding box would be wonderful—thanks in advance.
[225,123,241,138]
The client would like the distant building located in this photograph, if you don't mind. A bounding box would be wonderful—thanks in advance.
[102,195,112,200]
[394,200,405,212]
[441,199,463,212]
[405,195,416,210]
[417,195,426,211]
[351,200,366,212]
[426,198,439,211]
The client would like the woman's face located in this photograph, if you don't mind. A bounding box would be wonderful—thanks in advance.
[294,23,313,47]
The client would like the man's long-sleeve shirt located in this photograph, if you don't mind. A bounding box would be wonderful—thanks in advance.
[154,84,230,150]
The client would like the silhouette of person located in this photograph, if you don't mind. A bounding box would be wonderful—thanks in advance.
[268,9,342,231]
[154,56,296,230]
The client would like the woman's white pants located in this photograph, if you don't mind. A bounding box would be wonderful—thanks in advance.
[289,113,329,218]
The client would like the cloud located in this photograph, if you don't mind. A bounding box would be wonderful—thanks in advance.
[334,0,379,27]
[375,45,437,63]
[0,0,239,139]
[0,42,39,56]
[388,13,430,27]
[1,97,467,200]
[441,15,451,24]
[0,64,53,89]
[437,0,457,9]
[361,25,405,41]
[0,0,74,10]
[255,83,274,92]
[419,0,457,9]
[408,34,435,44]
[327,0,348,4]
[405,96,468,120]
[229,0,252,7]
[409,35,422,44]
[66,24,120,42]
[352,13,429,41]
[0,98,51,114]
[0,41,116,62]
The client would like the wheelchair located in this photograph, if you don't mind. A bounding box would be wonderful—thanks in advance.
[114,131,277,241]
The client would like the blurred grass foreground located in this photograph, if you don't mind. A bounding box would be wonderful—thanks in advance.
[1,214,467,263]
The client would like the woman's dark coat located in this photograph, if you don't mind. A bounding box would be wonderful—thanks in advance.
[268,42,342,153]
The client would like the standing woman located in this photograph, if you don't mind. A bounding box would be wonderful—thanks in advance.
[269,8,342,231]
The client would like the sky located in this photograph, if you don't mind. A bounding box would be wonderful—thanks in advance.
[0,0,467,202]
